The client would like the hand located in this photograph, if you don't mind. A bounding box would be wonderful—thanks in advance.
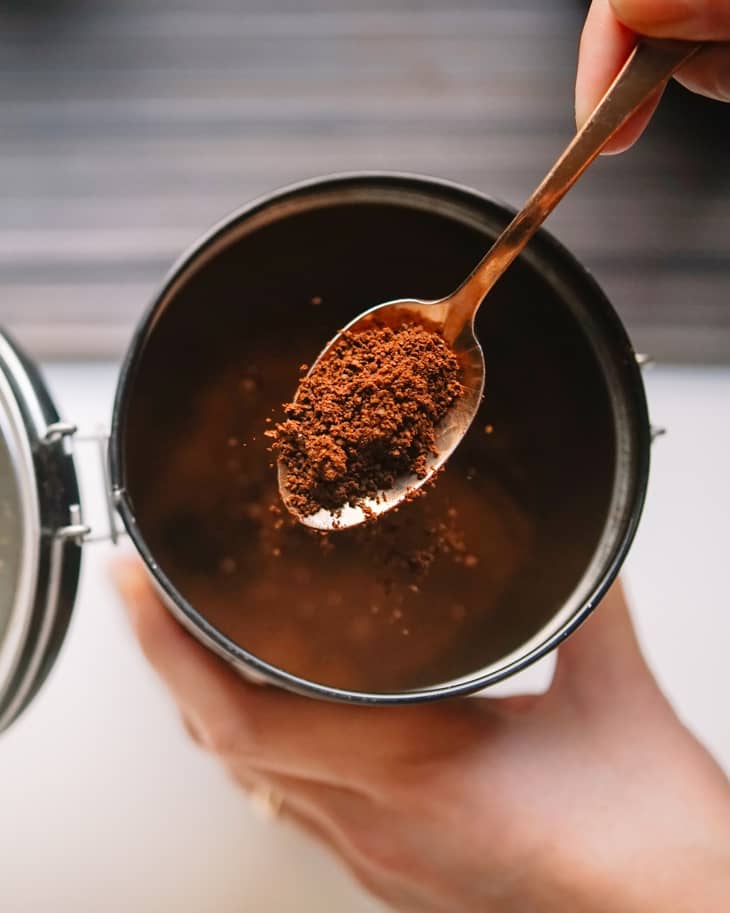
[576,0,730,153]
[113,560,730,913]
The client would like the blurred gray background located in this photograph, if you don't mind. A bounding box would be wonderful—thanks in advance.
[1,0,728,361]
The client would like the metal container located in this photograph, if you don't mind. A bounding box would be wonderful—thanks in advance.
[0,173,652,723]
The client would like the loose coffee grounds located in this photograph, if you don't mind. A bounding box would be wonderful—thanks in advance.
[268,321,464,517]
[133,356,533,692]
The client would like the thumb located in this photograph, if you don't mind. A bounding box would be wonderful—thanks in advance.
[610,0,730,39]
[551,578,655,703]
[576,0,664,154]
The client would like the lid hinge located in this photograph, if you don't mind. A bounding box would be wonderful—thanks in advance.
[43,422,122,545]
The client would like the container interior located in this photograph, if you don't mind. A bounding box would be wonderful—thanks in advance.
[120,191,618,693]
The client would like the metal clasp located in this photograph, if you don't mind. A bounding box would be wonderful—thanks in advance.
[635,352,654,369]
[43,422,122,545]
[634,354,666,442]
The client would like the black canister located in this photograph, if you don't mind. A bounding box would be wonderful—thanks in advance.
[0,173,652,724]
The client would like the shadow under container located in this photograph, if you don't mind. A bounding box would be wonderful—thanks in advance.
[109,173,651,703]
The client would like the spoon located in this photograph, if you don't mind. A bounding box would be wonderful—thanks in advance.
[280,37,701,531]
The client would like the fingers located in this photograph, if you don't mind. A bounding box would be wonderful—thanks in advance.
[576,0,664,154]
[234,767,376,860]
[610,0,730,103]
[111,558,488,792]
[576,1,730,155]
[245,771,436,913]
[610,0,730,39]
[226,765,388,903]
[269,785,405,913]
[112,557,256,755]
[551,578,655,705]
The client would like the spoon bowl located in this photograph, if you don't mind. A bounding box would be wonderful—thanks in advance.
[277,295,486,530]
[278,37,700,530]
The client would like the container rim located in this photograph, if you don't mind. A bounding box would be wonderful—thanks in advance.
[109,171,651,704]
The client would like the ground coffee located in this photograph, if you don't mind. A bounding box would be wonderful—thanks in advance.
[269,320,464,517]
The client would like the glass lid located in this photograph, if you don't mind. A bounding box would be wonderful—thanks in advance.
[0,330,82,735]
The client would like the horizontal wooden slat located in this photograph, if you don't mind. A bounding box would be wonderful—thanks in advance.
[0,0,728,362]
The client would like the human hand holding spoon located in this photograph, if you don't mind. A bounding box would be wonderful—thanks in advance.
[278,38,701,531]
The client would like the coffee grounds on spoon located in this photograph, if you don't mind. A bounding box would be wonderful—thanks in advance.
[268,321,463,518]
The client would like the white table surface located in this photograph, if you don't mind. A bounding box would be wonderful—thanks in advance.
[1,362,728,913]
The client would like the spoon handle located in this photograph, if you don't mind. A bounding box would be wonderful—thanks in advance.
[446,37,701,334]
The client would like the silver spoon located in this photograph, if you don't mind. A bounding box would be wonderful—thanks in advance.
[280,37,701,530]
